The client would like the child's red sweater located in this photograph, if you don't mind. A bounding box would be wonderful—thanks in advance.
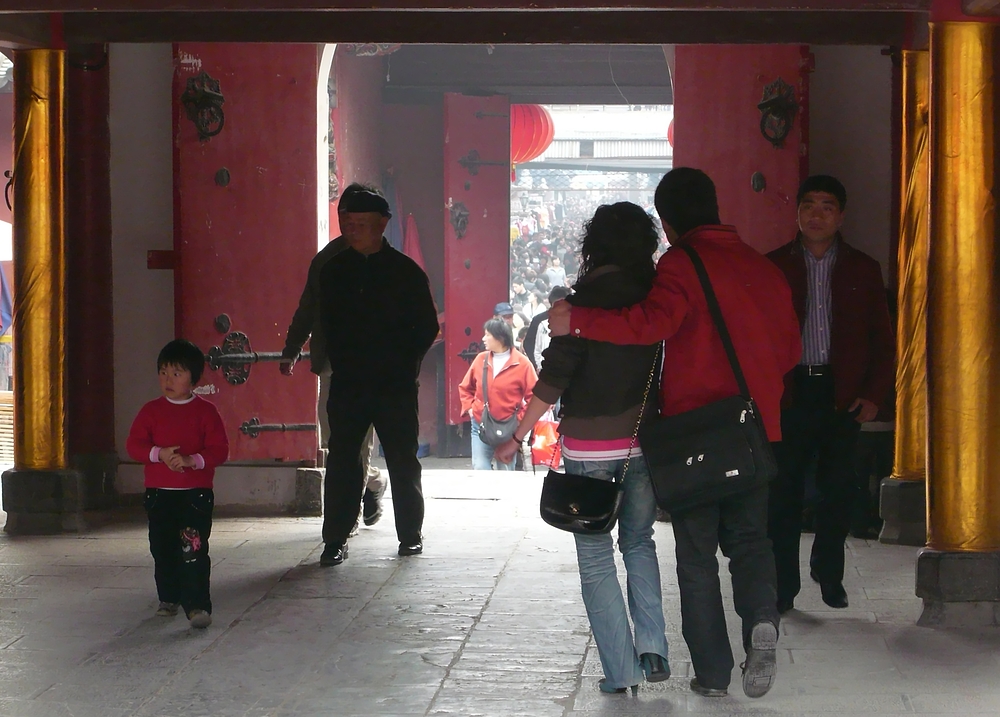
[126,396,230,489]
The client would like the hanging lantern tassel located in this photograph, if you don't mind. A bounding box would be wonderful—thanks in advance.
[510,104,555,184]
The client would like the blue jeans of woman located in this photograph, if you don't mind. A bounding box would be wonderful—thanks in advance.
[567,456,669,689]
[470,419,516,471]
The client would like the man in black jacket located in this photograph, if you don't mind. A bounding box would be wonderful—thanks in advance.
[317,184,440,566]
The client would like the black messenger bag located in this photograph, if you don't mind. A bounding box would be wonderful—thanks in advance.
[638,244,778,514]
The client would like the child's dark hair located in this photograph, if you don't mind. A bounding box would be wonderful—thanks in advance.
[157,339,205,384]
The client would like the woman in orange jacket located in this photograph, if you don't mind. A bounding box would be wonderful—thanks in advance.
[459,319,537,470]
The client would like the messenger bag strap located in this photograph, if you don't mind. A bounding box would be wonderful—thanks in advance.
[481,354,491,416]
[678,243,752,401]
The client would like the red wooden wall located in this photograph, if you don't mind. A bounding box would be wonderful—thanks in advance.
[673,45,810,254]
[173,43,320,462]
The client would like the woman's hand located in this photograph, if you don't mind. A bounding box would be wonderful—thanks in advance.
[494,437,521,465]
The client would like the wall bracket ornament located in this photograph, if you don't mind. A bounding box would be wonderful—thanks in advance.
[757,77,798,149]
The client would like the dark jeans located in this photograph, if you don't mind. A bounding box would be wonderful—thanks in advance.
[324,387,424,546]
[851,429,893,536]
[671,483,777,690]
[145,488,214,616]
[769,374,862,604]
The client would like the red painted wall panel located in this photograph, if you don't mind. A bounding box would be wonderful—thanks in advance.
[442,93,511,426]
[673,45,809,254]
[380,103,445,300]
[173,43,320,462]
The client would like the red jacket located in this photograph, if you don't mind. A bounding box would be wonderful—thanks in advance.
[570,225,801,441]
[126,396,230,489]
[767,237,895,412]
[459,349,537,423]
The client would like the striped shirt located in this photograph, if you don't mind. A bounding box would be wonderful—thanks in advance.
[800,241,838,365]
[561,436,642,463]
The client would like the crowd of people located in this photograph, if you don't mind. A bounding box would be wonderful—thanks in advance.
[507,195,668,335]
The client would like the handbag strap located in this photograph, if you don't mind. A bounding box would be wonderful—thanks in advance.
[678,244,752,402]
[621,344,661,477]
[481,355,491,414]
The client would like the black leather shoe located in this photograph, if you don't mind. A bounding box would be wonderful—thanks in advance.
[640,653,670,683]
[319,543,348,567]
[776,598,795,614]
[810,568,821,584]
[398,541,423,557]
[689,678,727,697]
[820,581,849,608]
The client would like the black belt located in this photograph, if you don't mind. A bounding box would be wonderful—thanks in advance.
[795,364,832,377]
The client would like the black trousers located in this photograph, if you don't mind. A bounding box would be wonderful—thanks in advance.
[671,483,778,690]
[324,387,424,546]
[145,488,214,615]
[769,373,862,604]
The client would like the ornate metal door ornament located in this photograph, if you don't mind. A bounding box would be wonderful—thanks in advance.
[181,72,226,141]
[207,330,309,385]
[757,78,798,149]
[457,149,509,176]
[449,202,470,239]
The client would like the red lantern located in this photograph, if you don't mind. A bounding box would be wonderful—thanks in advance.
[667,118,674,148]
[510,104,555,180]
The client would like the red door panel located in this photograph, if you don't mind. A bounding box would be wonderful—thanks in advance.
[443,93,511,425]
[173,43,320,462]
[673,45,810,254]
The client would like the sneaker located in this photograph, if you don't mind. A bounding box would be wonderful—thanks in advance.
[188,610,212,629]
[155,601,179,617]
[363,474,386,526]
[742,621,778,698]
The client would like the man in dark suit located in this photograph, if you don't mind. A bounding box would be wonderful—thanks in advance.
[766,175,895,613]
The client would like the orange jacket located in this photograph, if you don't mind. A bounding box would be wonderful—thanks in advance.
[459,349,537,423]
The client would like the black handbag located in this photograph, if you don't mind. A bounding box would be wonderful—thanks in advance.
[638,244,778,514]
[539,352,659,535]
[478,357,519,447]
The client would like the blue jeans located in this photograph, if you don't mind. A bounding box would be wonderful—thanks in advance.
[470,420,516,471]
[567,456,669,689]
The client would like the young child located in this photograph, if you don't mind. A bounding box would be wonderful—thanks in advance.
[126,339,229,629]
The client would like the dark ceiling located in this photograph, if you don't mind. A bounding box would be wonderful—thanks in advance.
[382,45,672,106]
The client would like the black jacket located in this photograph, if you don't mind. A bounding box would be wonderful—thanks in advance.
[535,266,659,426]
[319,240,439,394]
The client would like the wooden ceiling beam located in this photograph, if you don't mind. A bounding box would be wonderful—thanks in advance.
[33,10,916,45]
[0,0,929,12]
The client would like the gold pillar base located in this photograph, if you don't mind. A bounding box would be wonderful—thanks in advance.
[916,548,1000,627]
[1,468,84,534]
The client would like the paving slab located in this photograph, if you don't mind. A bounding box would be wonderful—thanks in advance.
[0,466,998,716]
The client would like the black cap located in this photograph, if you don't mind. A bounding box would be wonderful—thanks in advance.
[493,302,514,316]
[338,183,392,217]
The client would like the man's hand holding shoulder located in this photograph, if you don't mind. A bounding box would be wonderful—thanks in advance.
[548,299,572,337]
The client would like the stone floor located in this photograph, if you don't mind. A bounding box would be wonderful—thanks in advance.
[1,467,999,717]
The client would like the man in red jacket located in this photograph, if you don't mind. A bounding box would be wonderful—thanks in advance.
[550,168,800,699]
[766,176,895,614]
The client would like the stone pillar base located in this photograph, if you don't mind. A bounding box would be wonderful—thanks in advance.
[70,452,119,510]
[916,548,1000,627]
[2,468,85,534]
[292,467,323,516]
[879,477,926,546]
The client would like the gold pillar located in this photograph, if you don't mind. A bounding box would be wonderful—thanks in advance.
[926,22,1000,551]
[893,50,930,485]
[12,50,67,471]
